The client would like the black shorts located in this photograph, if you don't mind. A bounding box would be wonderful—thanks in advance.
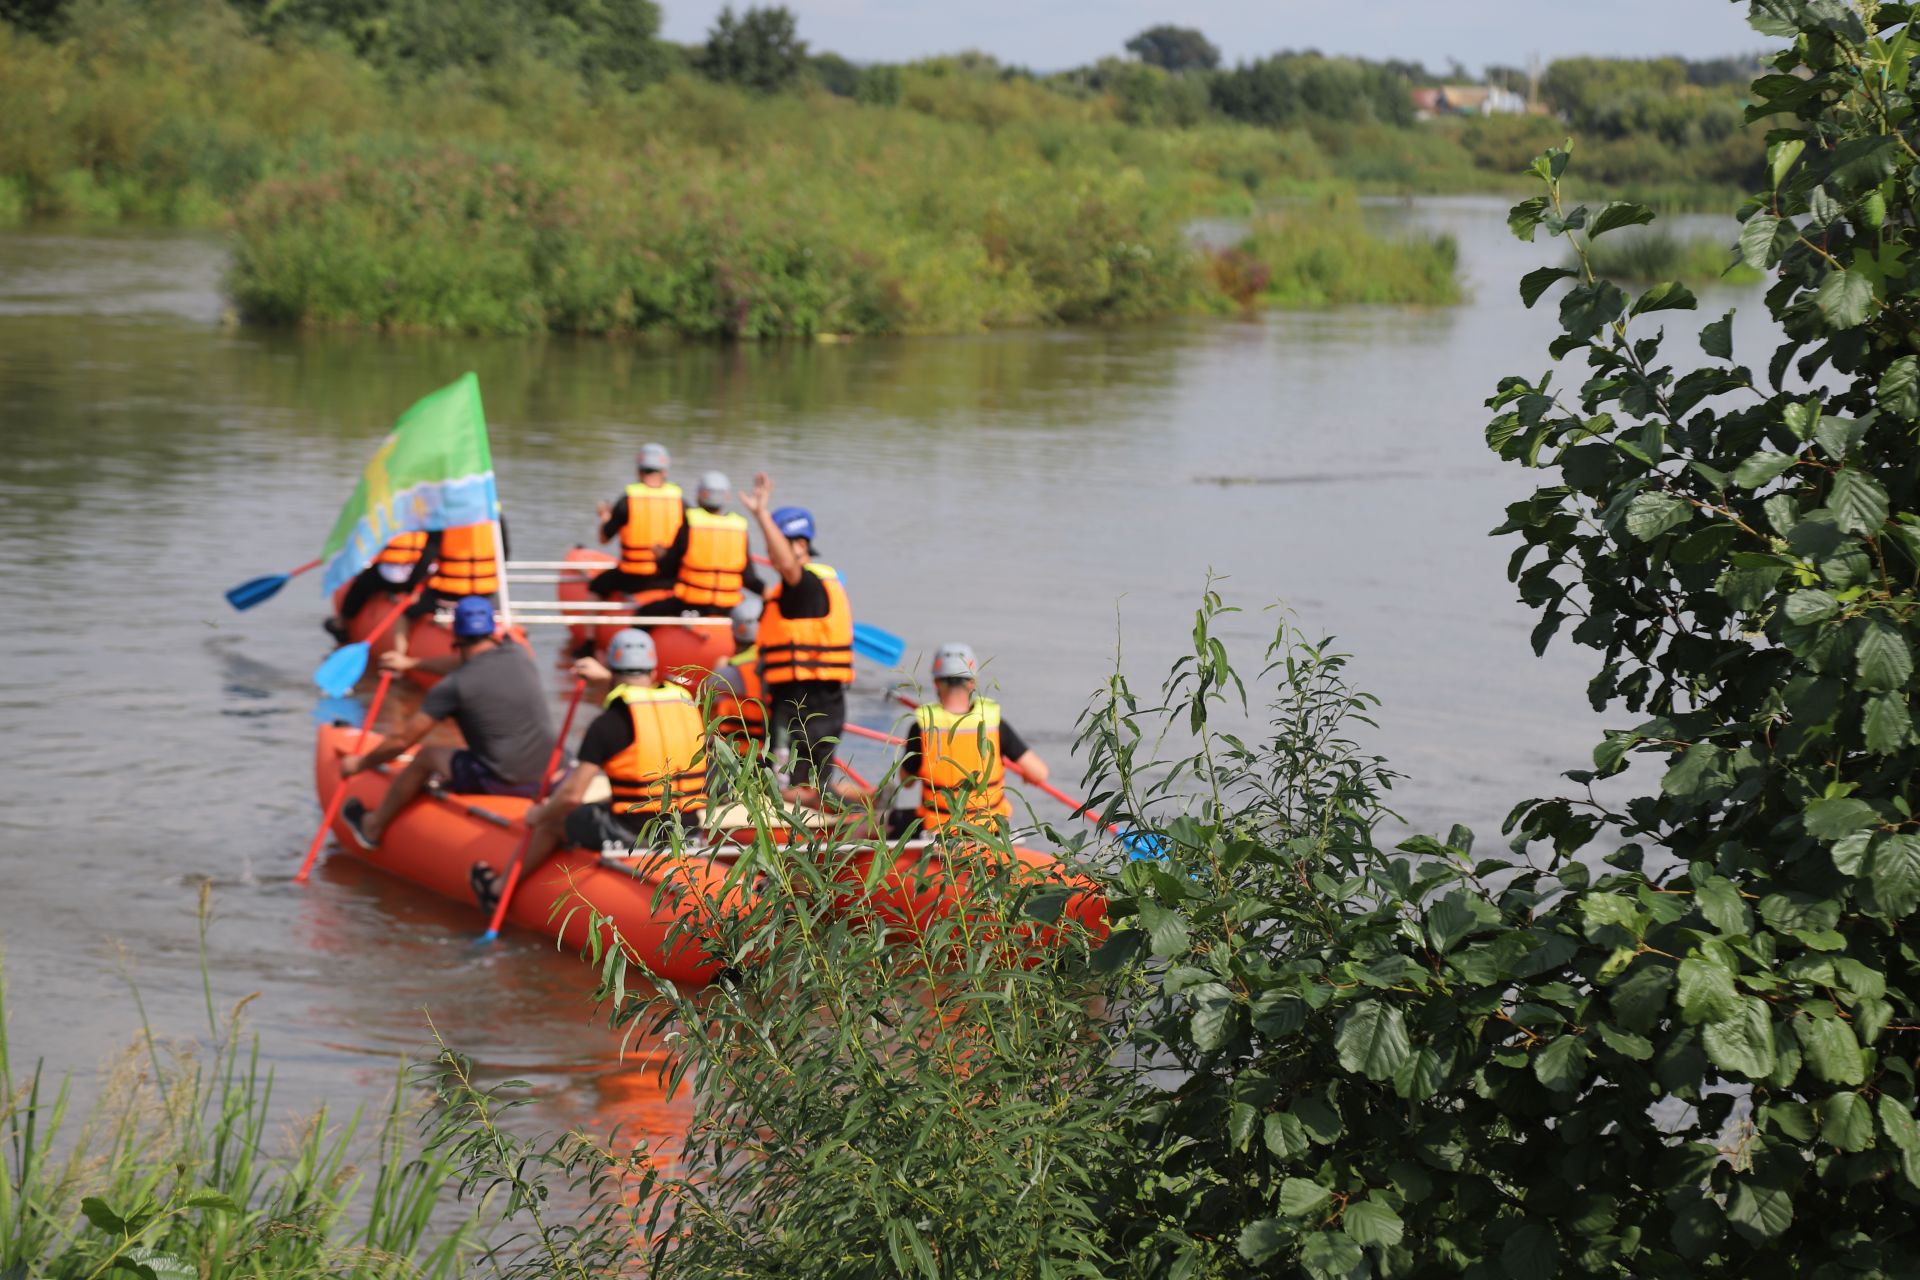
[563,802,703,854]
[769,681,847,788]
[448,749,540,798]
[589,567,669,598]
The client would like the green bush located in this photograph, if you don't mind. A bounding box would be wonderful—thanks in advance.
[1579,226,1761,285]
[1233,200,1461,306]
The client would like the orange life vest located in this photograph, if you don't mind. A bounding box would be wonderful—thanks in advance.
[759,563,853,686]
[914,697,1010,830]
[377,530,428,566]
[619,482,685,577]
[673,508,750,608]
[708,646,767,750]
[427,523,499,596]
[603,684,708,816]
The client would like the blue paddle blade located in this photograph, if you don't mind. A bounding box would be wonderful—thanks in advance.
[851,622,906,666]
[475,929,500,946]
[1120,828,1169,861]
[313,642,370,697]
[224,573,289,611]
[311,695,366,728]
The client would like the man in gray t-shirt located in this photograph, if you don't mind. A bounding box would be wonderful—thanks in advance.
[338,598,556,851]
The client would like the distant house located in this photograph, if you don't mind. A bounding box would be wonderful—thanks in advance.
[1412,84,1532,119]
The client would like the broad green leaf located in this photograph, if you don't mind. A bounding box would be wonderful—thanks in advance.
[1820,1091,1875,1151]
[1534,1034,1590,1092]
[1701,310,1735,359]
[1661,742,1724,798]
[1726,1180,1794,1243]
[1880,1095,1920,1153]
[1632,280,1697,316]
[1139,904,1190,958]
[1293,1096,1342,1145]
[1265,1111,1311,1160]
[1280,1176,1333,1216]
[1334,1001,1411,1080]
[1192,1000,1241,1052]
[1733,451,1797,488]
[183,1189,240,1213]
[1739,212,1783,269]
[1816,269,1876,329]
[1519,266,1576,308]
[1855,620,1912,692]
[1300,1231,1366,1280]
[1560,281,1628,342]
[1863,693,1911,754]
[1783,589,1839,624]
[1803,796,1877,840]
[1237,1218,1285,1265]
[1672,523,1739,564]
[1869,832,1920,915]
[1676,955,1737,1023]
[1501,1223,1561,1278]
[1828,468,1890,534]
[1596,1022,1654,1060]
[1769,138,1804,188]
[1763,1101,1816,1140]
[1509,195,1550,242]
[1880,355,1920,421]
[1625,491,1690,541]
[1342,1197,1405,1247]
[1796,1014,1867,1085]
[80,1197,127,1235]
[1696,876,1751,936]
[119,1249,195,1280]
[1587,201,1655,238]
[1702,997,1776,1079]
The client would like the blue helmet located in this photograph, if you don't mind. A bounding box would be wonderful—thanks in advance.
[771,505,815,543]
[452,596,497,640]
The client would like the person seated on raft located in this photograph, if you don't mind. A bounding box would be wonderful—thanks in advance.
[738,471,866,808]
[325,530,440,643]
[523,628,709,865]
[337,597,556,850]
[887,642,1048,841]
[704,596,768,755]
[635,470,765,618]
[399,515,508,646]
[590,443,684,600]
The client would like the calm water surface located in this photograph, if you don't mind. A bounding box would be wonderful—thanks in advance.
[0,200,1764,1148]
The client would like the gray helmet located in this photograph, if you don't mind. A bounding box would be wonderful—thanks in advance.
[636,442,671,472]
[730,595,763,645]
[606,627,658,675]
[697,470,731,510]
[931,642,978,682]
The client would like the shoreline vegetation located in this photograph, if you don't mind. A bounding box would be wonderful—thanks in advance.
[0,1,1759,337]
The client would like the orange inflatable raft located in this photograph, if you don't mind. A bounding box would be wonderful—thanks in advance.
[555,547,734,680]
[312,724,741,984]
[334,587,533,691]
[832,840,1109,949]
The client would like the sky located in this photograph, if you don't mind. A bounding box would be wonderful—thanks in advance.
[658,1,1762,72]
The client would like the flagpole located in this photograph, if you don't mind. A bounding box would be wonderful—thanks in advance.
[491,516,515,629]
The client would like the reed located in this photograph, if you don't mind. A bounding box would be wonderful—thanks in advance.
[1578,227,1762,285]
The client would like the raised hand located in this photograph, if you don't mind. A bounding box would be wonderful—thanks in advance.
[738,471,773,517]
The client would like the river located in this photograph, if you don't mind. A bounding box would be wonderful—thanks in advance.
[0,199,1764,1153]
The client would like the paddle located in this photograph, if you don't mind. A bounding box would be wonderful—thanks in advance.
[313,587,423,697]
[225,557,323,611]
[851,621,906,666]
[295,670,398,883]
[478,677,589,945]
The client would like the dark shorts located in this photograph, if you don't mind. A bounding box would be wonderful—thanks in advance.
[564,802,703,853]
[769,681,847,788]
[448,748,541,798]
[589,567,669,598]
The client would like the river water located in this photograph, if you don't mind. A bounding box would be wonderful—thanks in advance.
[0,200,1764,1150]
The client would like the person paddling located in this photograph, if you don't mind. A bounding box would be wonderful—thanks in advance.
[889,642,1048,840]
[338,597,556,850]
[522,629,709,868]
[738,472,863,806]
[326,530,439,642]
[638,470,763,617]
[591,443,684,599]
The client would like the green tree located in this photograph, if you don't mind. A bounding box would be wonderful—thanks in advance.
[699,3,806,94]
[1123,23,1218,73]
[0,0,67,34]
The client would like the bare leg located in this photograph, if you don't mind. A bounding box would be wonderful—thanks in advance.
[522,806,569,878]
[365,745,454,844]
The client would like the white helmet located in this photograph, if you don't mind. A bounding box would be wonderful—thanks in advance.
[730,595,763,645]
[697,470,730,510]
[607,628,658,675]
[931,642,978,681]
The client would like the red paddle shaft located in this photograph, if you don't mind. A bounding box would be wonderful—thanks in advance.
[480,677,590,942]
[296,670,397,883]
[288,557,324,578]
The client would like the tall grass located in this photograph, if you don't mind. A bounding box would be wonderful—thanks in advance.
[1579,227,1762,285]
[0,888,479,1279]
[1213,200,1461,308]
